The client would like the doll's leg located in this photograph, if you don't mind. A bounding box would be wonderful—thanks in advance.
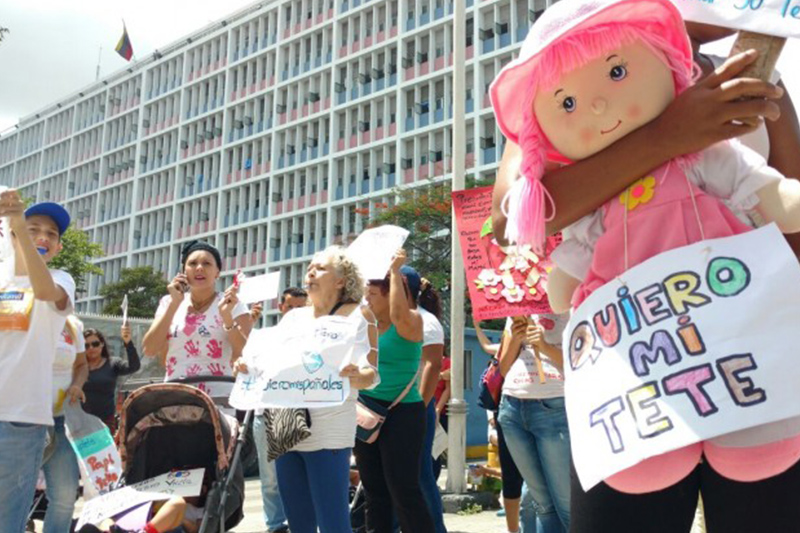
[701,458,800,532]
[569,460,699,533]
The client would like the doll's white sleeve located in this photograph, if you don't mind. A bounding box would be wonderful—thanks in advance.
[691,140,783,210]
[550,211,605,281]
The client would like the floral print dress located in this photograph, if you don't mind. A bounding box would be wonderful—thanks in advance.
[156,293,249,399]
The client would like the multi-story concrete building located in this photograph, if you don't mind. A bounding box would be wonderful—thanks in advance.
[0,0,546,319]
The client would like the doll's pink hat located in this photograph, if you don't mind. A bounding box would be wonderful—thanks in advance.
[490,0,692,145]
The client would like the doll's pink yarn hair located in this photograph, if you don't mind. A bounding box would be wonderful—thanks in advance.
[504,22,698,252]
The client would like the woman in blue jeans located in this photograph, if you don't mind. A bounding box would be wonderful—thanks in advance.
[497,314,571,533]
[237,246,379,533]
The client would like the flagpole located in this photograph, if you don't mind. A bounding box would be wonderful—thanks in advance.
[95,47,102,81]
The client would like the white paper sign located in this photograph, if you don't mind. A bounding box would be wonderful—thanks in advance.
[0,186,14,286]
[238,271,281,304]
[564,225,800,490]
[347,225,410,280]
[77,468,205,528]
[230,313,365,409]
[673,0,800,39]
[121,294,129,325]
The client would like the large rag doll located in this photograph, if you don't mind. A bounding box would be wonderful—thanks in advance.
[490,0,800,526]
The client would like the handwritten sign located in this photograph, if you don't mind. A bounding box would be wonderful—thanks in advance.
[65,405,123,499]
[347,225,410,280]
[0,186,13,286]
[564,225,800,490]
[674,0,800,38]
[238,271,281,304]
[76,468,205,528]
[230,313,365,409]
[451,186,560,321]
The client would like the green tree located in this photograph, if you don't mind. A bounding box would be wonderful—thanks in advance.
[99,266,167,318]
[49,227,104,293]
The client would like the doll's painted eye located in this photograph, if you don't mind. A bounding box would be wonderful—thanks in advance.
[609,64,628,81]
[561,96,577,113]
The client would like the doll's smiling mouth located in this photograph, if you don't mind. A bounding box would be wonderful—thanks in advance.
[601,120,622,134]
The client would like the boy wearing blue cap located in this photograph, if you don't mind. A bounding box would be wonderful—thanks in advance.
[0,188,76,533]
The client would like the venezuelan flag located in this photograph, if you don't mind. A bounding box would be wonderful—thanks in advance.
[115,24,133,61]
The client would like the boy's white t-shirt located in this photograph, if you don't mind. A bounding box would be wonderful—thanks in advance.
[502,313,568,400]
[0,269,75,425]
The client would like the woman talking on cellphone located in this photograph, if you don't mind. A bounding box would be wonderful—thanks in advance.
[142,240,252,399]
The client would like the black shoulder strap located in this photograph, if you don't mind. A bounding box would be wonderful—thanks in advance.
[329,300,346,316]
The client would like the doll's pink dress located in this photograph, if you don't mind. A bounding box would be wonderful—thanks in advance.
[554,141,800,494]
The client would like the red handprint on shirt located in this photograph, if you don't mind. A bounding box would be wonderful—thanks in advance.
[166,357,177,376]
[183,313,204,336]
[184,340,201,358]
[185,363,203,377]
[206,339,223,360]
[207,362,225,376]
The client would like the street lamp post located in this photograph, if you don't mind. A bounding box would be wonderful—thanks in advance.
[446,0,468,495]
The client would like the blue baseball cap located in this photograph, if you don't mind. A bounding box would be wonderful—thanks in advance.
[24,202,71,236]
[400,265,421,302]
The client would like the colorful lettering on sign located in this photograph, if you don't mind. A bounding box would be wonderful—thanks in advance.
[573,254,771,454]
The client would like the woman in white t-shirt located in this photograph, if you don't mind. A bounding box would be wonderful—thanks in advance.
[238,245,378,533]
[496,313,572,533]
[41,315,88,533]
[143,241,252,400]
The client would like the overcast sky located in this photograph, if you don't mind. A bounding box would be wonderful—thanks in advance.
[0,0,256,132]
[0,1,798,134]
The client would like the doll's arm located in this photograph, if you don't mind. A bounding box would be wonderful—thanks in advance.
[547,268,581,314]
[697,140,800,234]
[492,50,784,245]
[755,180,800,233]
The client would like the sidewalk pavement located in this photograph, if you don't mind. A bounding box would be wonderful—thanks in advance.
[231,476,504,533]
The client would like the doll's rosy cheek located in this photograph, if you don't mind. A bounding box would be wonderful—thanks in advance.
[627,104,642,120]
[580,128,594,145]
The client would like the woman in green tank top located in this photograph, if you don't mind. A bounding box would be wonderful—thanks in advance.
[353,249,435,533]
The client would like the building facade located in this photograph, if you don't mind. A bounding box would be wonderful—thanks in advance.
[0,0,546,318]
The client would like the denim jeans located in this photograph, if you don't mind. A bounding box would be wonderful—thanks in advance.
[520,483,537,533]
[275,448,352,533]
[498,395,571,533]
[42,415,81,533]
[253,414,288,531]
[0,420,47,533]
[420,401,447,533]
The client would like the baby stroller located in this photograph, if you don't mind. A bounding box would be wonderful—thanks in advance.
[117,376,251,533]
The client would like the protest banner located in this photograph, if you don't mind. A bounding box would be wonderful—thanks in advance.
[673,0,800,39]
[347,225,410,280]
[238,271,281,304]
[76,468,205,528]
[229,313,365,409]
[564,225,800,490]
[65,405,123,499]
[673,0,797,81]
[451,186,560,321]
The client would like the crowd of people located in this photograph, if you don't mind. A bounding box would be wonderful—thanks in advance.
[2,2,800,532]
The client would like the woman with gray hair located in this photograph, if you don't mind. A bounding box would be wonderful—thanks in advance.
[240,245,379,533]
